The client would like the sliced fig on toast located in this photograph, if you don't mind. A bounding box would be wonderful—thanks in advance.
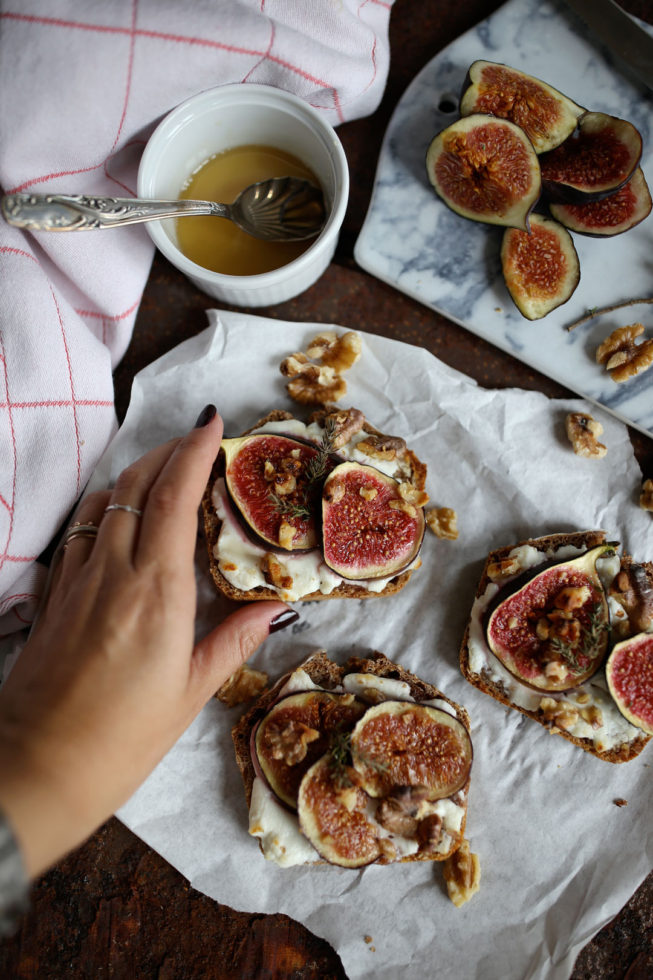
[350,702,472,801]
[426,113,541,230]
[223,434,331,552]
[605,632,653,735]
[297,755,382,868]
[485,545,612,691]
[550,168,652,237]
[253,691,366,808]
[321,461,425,580]
[459,60,584,154]
[501,214,580,320]
[540,111,642,203]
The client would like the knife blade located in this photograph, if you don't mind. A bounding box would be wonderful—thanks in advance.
[563,0,653,93]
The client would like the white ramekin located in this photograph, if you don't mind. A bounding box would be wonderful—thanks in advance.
[137,84,349,307]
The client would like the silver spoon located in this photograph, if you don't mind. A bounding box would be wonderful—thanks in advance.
[0,176,327,242]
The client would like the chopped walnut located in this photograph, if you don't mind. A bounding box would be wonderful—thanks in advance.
[216,663,268,706]
[443,840,481,908]
[376,787,429,838]
[640,479,653,512]
[360,486,378,501]
[324,479,345,504]
[261,553,293,590]
[273,471,296,495]
[398,482,430,508]
[355,434,406,462]
[325,408,366,449]
[553,585,591,611]
[487,556,521,581]
[416,813,443,855]
[565,412,607,459]
[263,460,275,481]
[596,323,653,383]
[425,507,458,540]
[389,498,417,518]
[306,330,362,372]
[580,705,603,729]
[263,719,320,766]
[544,661,568,684]
[609,562,653,633]
[539,697,579,731]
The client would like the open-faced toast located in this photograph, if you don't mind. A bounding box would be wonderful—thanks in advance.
[202,407,428,603]
[232,650,474,871]
[460,530,653,762]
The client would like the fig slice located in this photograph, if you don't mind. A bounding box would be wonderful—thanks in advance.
[350,701,472,801]
[459,60,584,154]
[540,111,643,203]
[501,214,580,320]
[297,756,382,868]
[605,632,653,735]
[253,691,366,809]
[426,113,541,230]
[550,168,652,237]
[223,433,331,552]
[321,461,425,580]
[485,544,613,692]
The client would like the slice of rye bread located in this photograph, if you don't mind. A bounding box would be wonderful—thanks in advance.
[232,650,471,850]
[459,529,652,763]
[201,408,427,602]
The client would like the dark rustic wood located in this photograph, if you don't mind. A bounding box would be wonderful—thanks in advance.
[2,0,652,976]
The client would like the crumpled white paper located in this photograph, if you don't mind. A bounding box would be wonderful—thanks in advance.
[89,310,652,980]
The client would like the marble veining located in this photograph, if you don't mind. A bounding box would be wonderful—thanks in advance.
[355,0,653,435]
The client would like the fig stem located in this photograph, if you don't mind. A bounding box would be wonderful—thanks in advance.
[565,297,653,331]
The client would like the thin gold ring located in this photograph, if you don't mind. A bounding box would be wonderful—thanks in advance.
[104,503,143,517]
[63,523,99,546]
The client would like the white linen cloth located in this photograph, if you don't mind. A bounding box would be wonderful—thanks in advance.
[0,0,395,634]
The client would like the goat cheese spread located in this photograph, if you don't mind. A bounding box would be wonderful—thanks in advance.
[467,541,643,752]
[249,668,467,867]
[212,418,420,601]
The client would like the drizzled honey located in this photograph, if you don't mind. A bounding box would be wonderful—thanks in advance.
[177,144,319,276]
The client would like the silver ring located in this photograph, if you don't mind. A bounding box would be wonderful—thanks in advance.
[63,523,99,545]
[104,503,143,517]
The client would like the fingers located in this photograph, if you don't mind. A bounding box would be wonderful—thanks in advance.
[190,602,295,701]
[135,409,223,571]
[55,490,112,591]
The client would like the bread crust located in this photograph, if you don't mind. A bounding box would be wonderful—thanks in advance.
[201,409,424,603]
[232,650,471,865]
[459,530,652,763]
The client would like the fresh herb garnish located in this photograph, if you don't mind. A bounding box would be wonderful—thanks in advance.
[268,416,337,519]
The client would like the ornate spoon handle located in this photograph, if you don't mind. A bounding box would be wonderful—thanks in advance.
[0,193,229,231]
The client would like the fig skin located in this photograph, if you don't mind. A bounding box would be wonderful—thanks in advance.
[540,111,643,204]
[321,460,425,581]
[222,433,326,553]
[459,60,584,154]
[549,167,652,237]
[605,632,653,735]
[426,113,541,230]
[501,214,580,320]
[485,544,612,692]
[349,701,472,801]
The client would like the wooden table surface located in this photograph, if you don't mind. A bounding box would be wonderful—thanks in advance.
[2,1,652,976]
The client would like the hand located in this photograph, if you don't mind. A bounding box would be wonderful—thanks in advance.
[0,407,293,878]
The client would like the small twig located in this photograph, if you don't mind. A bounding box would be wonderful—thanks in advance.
[565,297,653,331]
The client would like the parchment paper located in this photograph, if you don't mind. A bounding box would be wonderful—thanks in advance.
[89,310,653,980]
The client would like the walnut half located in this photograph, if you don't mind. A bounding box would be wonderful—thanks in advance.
[442,840,481,908]
[596,323,653,383]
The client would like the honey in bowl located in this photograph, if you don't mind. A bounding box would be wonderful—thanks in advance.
[177,145,321,276]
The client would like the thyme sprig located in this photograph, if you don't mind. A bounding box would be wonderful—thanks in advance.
[548,602,608,672]
[267,493,311,520]
[268,416,337,519]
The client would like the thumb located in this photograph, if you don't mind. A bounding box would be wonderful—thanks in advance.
[191,602,298,698]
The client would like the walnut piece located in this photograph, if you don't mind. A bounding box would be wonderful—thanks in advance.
[262,553,293,589]
[216,663,268,706]
[280,331,361,405]
[262,719,320,766]
[596,323,653,383]
[398,481,430,508]
[640,479,653,512]
[326,407,366,449]
[355,433,406,462]
[306,330,362,372]
[565,412,607,459]
[442,840,481,908]
[487,556,521,581]
[608,562,653,633]
[539,697,579,732]
[425,507,458,540]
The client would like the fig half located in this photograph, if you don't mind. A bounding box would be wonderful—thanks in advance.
[540,111,643,203]
[297,756,382,868]
[501,214,580,320]
[605,632,653,735]
[550,168,652,237]
[223,433,328,552]
[460,60,584,154]
[254,691,366,808]
[321,461,425,580]
[426,113,541,230]
[485,544,612,691]
[350,701,472,801]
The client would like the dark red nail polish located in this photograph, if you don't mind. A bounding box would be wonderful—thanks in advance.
[268,609,299,633]
[195,404,217,428]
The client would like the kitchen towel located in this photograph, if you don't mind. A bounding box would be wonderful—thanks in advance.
[0,0,395,634]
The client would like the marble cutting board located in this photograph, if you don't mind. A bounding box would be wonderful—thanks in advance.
[354,0,653,435]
